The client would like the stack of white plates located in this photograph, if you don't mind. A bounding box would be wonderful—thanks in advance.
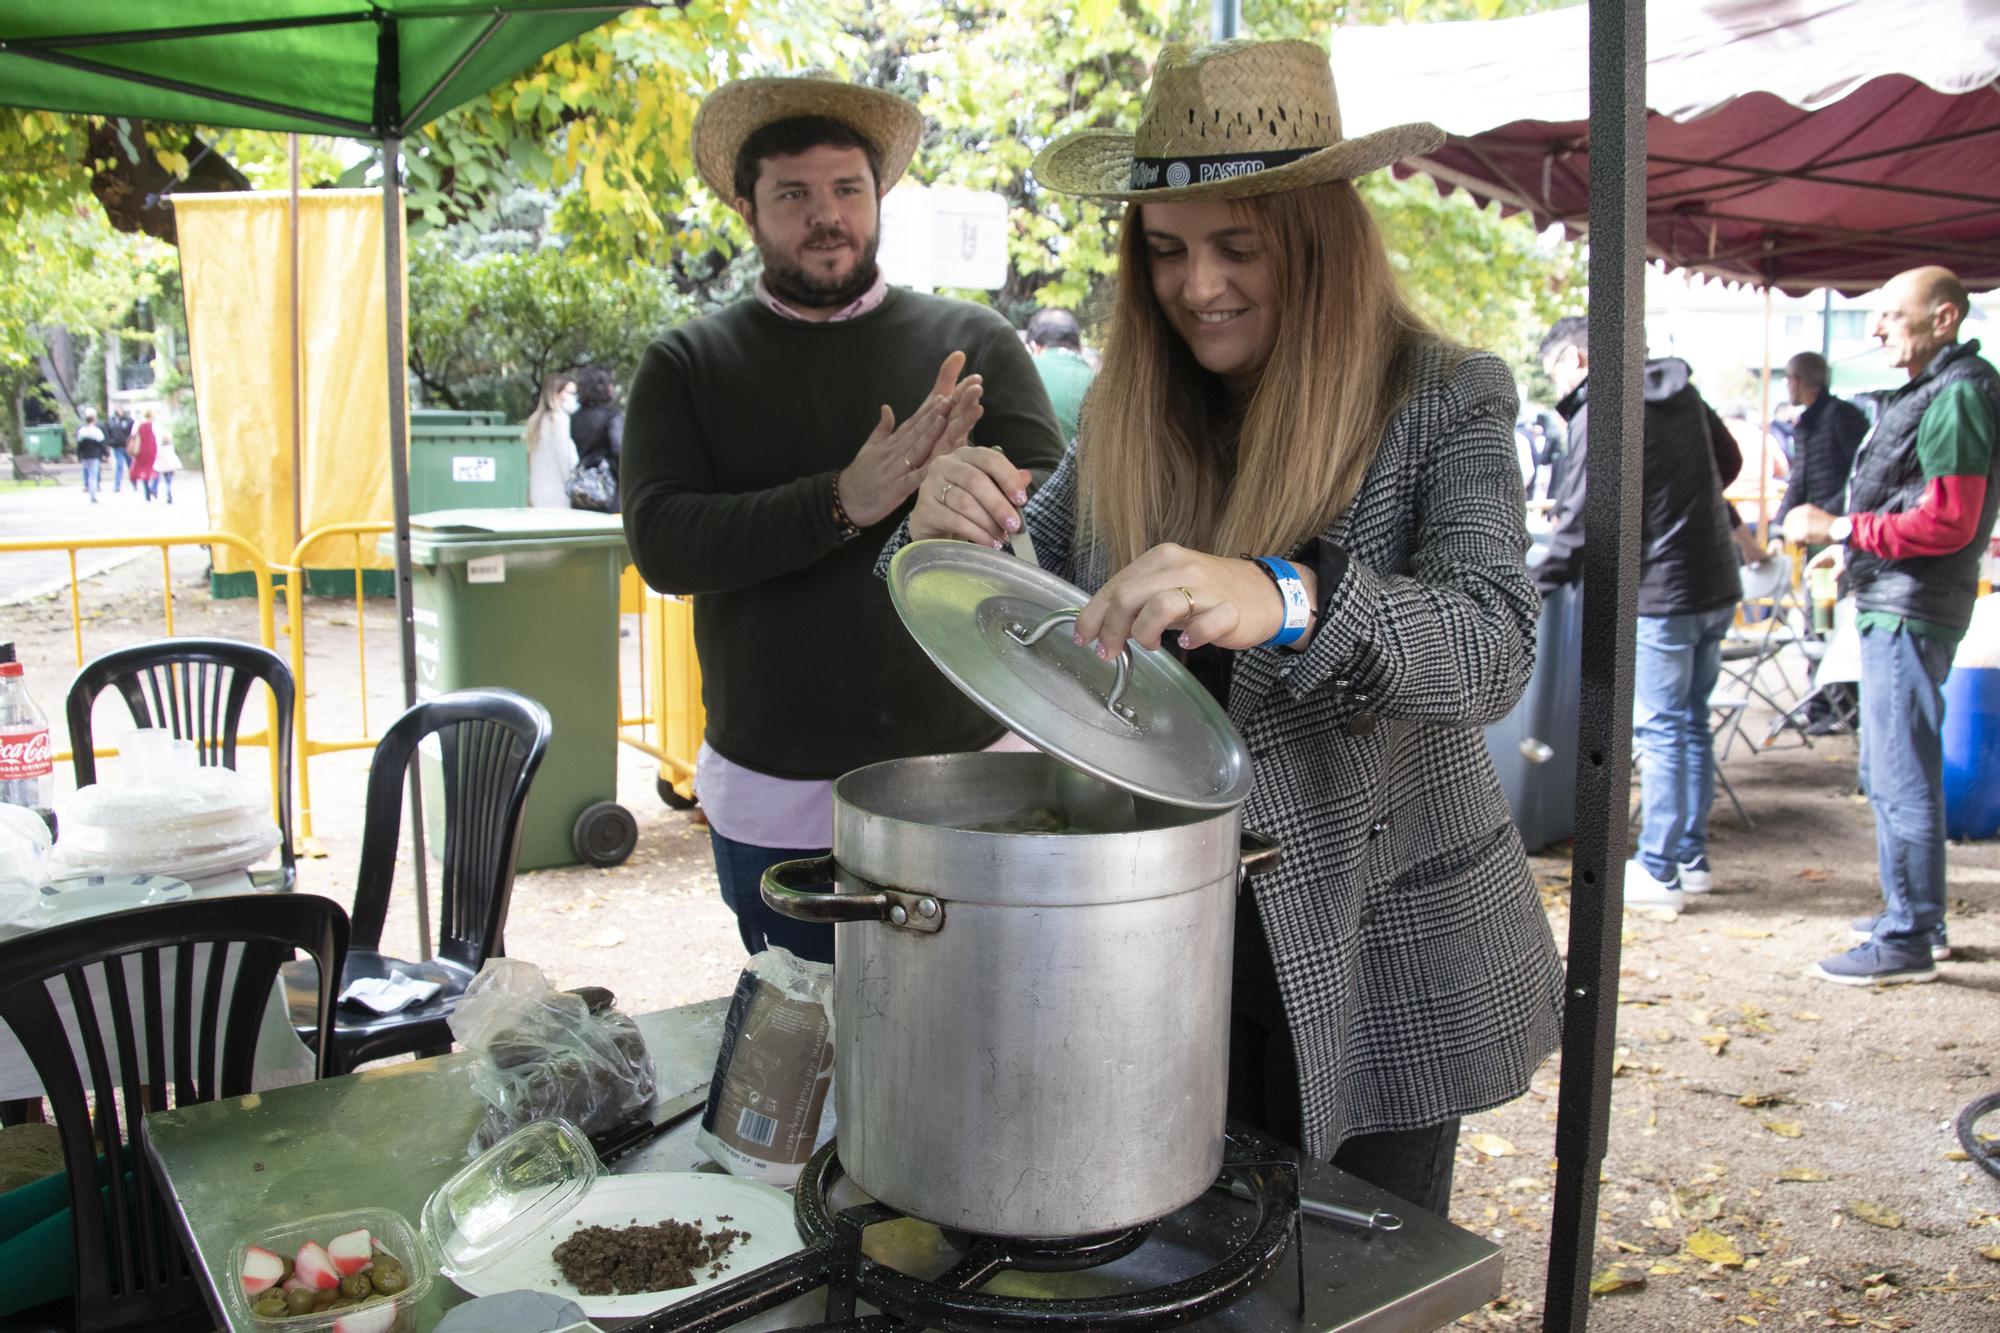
[51,766,281,883]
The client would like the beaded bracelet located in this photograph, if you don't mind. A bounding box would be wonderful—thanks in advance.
[830,473,862,542]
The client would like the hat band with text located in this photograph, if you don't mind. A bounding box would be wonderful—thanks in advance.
[1129,146,1318,191]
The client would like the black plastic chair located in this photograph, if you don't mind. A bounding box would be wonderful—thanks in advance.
[66,638,296,890]
[282,689,551,1075]
[0,895,347,1333]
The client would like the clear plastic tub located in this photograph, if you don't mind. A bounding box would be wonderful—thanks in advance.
[226,1206,433,1332]
[421,1118,600,1279]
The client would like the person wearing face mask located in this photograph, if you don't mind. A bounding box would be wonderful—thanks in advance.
[524,372,581,509]
[894,39,1563,1215]
[621,74,1065,963]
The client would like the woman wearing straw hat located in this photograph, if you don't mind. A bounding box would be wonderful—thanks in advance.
[898,38,1563,1213]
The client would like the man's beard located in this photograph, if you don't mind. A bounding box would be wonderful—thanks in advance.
[755,221,882,311]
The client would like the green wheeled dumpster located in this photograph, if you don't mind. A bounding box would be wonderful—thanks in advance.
[406,423,529,513]
[388,509,636,870]
[22,424,63,459]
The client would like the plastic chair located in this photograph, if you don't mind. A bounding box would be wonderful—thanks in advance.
[282,689,551,1075]
[66,638,296,890]
[0,895,346,1333]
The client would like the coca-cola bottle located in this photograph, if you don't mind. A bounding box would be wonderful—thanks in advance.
[0,644,54,837]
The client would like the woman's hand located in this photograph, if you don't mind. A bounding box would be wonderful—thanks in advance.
[1073,544,1318,659]
[908,445,1032,546]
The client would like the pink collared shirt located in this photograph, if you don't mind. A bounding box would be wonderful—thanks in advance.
[752,272,889,324]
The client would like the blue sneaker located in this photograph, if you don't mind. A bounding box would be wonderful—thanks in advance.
[1811,940,1938,986]
[1848,915,1951,961]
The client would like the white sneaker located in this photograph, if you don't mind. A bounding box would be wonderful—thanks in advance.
[1677,858,1714,895]
[1624,859,1687,911]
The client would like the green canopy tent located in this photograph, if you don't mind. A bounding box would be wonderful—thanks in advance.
[0,2,663,950]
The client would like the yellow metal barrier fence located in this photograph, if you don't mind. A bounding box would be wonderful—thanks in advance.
[4,526,699,853]
[0,531,286,824]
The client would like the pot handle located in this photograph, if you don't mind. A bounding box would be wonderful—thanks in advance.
[1004,609,1136,725]
[760,856,945,933]
[1239,830,1282,878]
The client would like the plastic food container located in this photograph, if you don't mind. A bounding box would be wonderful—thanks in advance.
[420,1118,600,1281]
[227,1206,433,1331]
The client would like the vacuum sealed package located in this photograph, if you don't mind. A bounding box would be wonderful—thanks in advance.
[449,959,658,1156]
[697,947,835,1186]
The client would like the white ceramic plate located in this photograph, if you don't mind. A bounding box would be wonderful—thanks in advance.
[447,1172,807,1320]
[34,873,192,926]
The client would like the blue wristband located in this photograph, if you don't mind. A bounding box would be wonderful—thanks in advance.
[1250,556,1312,648]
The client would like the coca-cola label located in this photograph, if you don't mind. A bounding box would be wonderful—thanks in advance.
[0,727,52,781]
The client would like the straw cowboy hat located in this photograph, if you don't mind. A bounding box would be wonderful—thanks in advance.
[692,72,923,202]
[1033,39,1444,202]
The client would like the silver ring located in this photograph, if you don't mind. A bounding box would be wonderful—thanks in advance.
[939,481,957,503]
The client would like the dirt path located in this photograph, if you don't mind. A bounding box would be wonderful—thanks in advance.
[5,566,1996,1330]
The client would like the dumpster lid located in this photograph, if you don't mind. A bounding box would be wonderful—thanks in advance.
[410,509,624,540]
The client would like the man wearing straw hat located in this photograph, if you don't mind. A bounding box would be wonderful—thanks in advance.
[622,74,1065,964]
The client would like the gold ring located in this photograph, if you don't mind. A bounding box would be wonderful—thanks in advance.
[1177,586,1197,623]
[940,481,957,503]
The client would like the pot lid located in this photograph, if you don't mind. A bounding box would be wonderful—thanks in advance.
[888,540,1252,810]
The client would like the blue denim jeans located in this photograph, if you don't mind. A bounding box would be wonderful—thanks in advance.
[79,457,100,496]
[707,830,835,964]
[1633,605,1737,881]
[1858,626,1955,945]
[110,447,128,491]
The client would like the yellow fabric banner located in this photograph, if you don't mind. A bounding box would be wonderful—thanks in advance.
[173,189,399,575]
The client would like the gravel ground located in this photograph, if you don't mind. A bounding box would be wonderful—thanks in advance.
[5,557,1997,1331]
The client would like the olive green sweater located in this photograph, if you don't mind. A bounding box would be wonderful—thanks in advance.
[622,288,1064,780]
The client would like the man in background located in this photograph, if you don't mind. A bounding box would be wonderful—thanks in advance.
[73,408,106,503]
[1537,316,1765,912]
[1785,266,1999,985]
[1776,351,1869,524]
[103,406,135,494]
[1024,307,1094,445]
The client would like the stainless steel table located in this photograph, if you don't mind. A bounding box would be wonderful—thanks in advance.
[143,1000,1500,1331]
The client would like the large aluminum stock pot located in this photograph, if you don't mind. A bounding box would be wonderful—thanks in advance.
[759,542,1279,1239]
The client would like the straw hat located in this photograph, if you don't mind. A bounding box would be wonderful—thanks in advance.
[692,73,923,202]
[1033,39,1444,203]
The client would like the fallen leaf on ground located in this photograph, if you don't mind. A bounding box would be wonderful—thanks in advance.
[1978,1245,2000,1261]
[1762,1119,1805,1138]
[1778,1168,1831,1182]
[1466,1132,1517,1158]
[1738,1091,1789,1108]
[1588,1266,1646,1296]
[1798,867,1828,881]
[585,926,627,948]
[1794,1011,1823,1022]
[1944,1149,1971,1162]
[1686,1228,1745,1266]
[1672,1184,1725,1221]
[1703,1031,1732,1056]
[1848,1199,1904,1229]
[1649,1262,1684,1275]
[1722,928,1773,940]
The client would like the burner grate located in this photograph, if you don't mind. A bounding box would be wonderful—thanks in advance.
[625,1127,1302,1333]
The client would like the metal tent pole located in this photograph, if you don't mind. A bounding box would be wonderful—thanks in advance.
[379,134,434,962]
[1544,0,1645,1328]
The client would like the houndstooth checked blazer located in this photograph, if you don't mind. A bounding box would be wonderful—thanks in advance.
[882,344,1565,1158]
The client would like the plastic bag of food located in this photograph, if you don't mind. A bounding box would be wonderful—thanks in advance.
[449,959,657,1157]
[695,948,834,1187]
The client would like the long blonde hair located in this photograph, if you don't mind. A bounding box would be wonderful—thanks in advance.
[523,372,574,456]
[1079,180,1442,569]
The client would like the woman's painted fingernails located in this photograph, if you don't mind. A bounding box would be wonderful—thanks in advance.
[1073,632,1084,645]
[991,539,1005,549]
[1096,644,1109,660]
[1179,633,1193,649]
[1013,491,1028,504]
[1004,516,1019,532]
